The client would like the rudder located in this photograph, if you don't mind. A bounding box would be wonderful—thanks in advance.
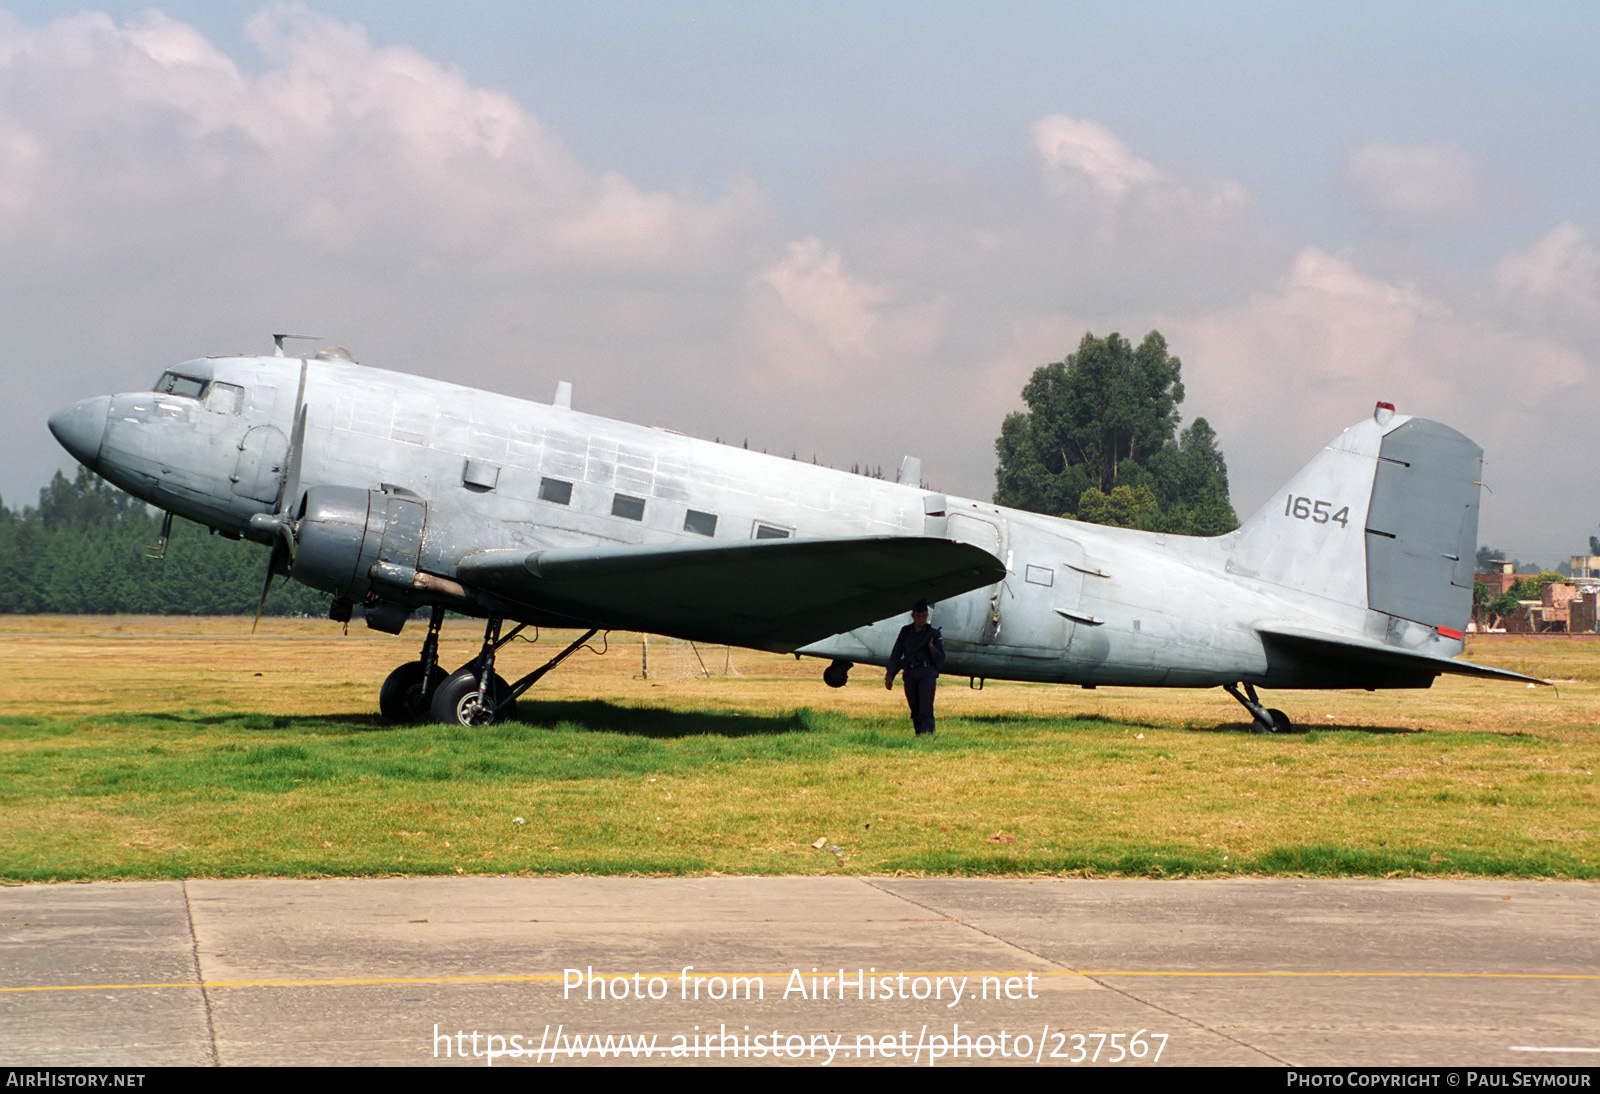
[1364,418,1481,634]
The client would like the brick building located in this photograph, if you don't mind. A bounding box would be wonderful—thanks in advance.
[1500,582,1600,633]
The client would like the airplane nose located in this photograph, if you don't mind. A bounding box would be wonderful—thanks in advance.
[48,395,111,471]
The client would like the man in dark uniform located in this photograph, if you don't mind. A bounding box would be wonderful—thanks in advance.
[886,600,944,735]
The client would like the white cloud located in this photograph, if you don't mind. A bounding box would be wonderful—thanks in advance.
[1342,141,1498,227]
[1031,115,1162,198]
[0,5,766,274]
[1165,247,1590,523]
[1031,113,1247,218]
[757,237,887,357]
[1494,221,1600,337]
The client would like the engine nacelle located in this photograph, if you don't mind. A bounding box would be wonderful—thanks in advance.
[291,486,426,605]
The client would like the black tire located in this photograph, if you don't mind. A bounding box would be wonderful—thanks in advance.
[1267,707,1292,733]
[430,668,517,727]
[822,660,851,689]
[378,661,449,724]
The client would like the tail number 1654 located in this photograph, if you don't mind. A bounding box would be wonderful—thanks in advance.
[1284,495,1349,527]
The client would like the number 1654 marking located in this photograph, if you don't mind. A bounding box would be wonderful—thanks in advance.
[1284,495,1349,527]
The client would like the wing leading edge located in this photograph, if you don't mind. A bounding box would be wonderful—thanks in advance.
[457,536,1006,652]
[1256,624,1547,688]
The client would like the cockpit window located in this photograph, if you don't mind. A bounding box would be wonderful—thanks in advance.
[154,372,208,399]
[204,382,243,415]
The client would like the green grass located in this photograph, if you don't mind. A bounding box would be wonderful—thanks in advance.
[3,700,1596,881]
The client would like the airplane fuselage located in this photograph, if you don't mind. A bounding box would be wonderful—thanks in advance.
[50,352,1474,694]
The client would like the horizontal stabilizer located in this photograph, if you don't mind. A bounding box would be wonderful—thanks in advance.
[457,536,1006,652]
[1256,624,1547,687]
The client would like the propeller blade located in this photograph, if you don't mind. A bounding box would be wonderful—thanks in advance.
[278,359,308,524]
[255,356,311,632]
[251,531,296,634]
[252,565,274,634]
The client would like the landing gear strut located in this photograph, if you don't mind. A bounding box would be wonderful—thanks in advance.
[1223,682,1292,734]
[415,615,603,728]
[378,606,447,724]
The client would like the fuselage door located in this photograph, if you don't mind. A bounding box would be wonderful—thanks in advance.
[232,425,289,505]
[946,511,1005,643]
[987,523,1077,658]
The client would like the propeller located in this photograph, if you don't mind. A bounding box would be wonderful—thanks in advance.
[250,359,309,632]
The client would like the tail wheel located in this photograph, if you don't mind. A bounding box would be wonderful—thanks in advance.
[431,668,517,727]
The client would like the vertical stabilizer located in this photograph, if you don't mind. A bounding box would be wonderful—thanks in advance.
[1227,408,1482,634]
[1226,414,1390,608]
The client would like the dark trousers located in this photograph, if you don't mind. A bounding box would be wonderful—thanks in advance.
[903,668,938,734]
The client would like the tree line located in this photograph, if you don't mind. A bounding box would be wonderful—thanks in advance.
[0,468,327,616]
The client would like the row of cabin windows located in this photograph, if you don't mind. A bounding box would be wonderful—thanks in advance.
[537,476,792,540]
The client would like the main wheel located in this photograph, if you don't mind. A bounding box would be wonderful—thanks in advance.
[378,661,449,724]
[822,660,852,688]
[430,668,517,727]
[1265,707,1292,733]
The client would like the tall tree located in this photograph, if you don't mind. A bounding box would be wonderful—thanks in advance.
[994,331,1237,535]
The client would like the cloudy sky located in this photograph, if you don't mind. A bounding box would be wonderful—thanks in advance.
[3,2,1596,561]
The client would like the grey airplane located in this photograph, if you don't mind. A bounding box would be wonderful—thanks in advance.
[47,341,1538,730]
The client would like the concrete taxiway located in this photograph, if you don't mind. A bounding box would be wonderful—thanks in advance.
[2,877,1597,1067]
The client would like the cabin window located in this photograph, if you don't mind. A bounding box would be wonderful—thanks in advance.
[154,372,207,399]
[539,477,573,505]
[463,458,500,490]
[753,522,791,540]
[612,493,646,521]
[684,509,718,537]
[1025,564,1054,587]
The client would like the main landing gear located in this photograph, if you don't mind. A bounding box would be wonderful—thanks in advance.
[377,608,599,727]
[1223,682,1293,734]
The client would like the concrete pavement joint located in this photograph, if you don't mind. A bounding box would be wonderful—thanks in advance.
[1066,974,1294,1068]
[864,879,1292,1067]
[182,880,219,1067]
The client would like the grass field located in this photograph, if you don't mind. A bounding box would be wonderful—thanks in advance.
[1,616,1596,880]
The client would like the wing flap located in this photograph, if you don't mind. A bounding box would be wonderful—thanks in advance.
[457,536,1005,652]
[1256,624,1547,686]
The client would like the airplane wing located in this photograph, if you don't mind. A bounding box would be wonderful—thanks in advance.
[456,536,1006,652]
[1255,624,1548,687]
